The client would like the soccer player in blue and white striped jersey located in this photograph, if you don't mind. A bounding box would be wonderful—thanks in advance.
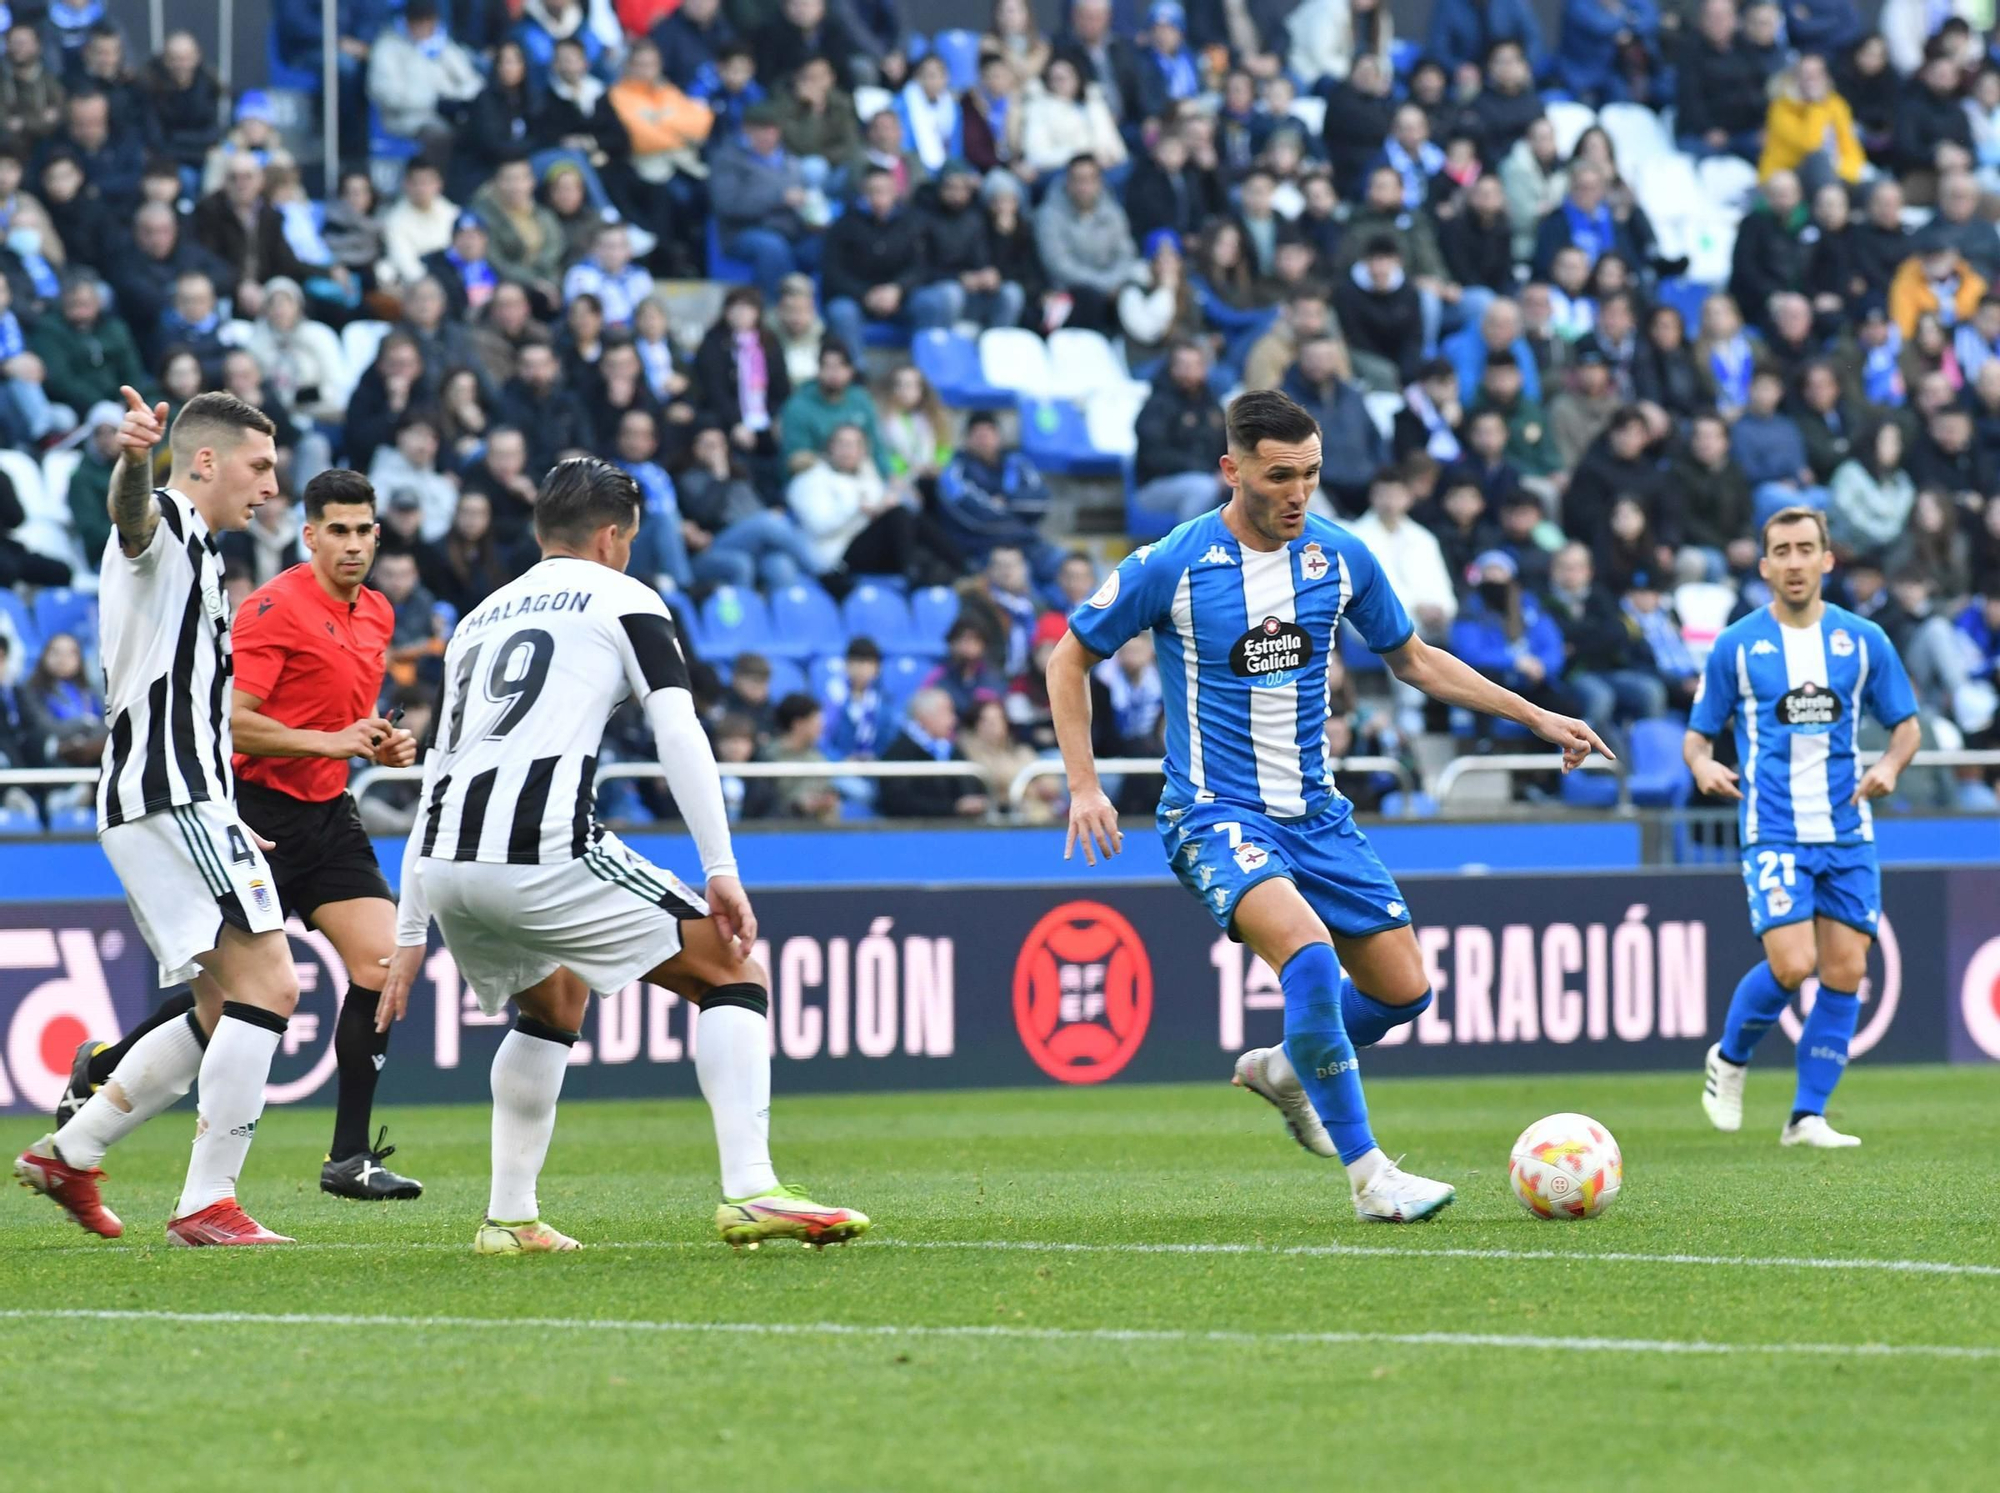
[1687,506,1921,1149]
[1048,390,1613,1223]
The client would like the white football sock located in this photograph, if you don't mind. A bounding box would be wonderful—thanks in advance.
[54,1012,205,1170]
[488,1025,572,1223]
[175,1006,284,1218]
[696,1001,778,1200]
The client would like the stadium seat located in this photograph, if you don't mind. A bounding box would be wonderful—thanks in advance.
[879,652,934,710]
[1045,328,1127,401]
[1674,581,1737,664]
[1019,396,1119,476]
[978,327,1054,398]
[1084,381,1147,460]
[1653,277,1714,331]
[1558,768,1622,808]
[0,589,36,654]
[861,318,913,350]
[368,105,420,163]
[0,804,41,835]
[1287,96,1326,137]
[768,581,843,660]
[932,28,982,92]
[33,588,96,648]
[699,585,775,657]
[853,84,893,121]
[908,584,960,657]
[1388,38,1420,75]
[1696,152,1760,213]
[1378,790,1440,817]
[1362,392,1403,441]
[808,653,848,703]
[266,29,320,93]
[764,655,808,699]
[0,448,71,568]
[705,217,757,284]
[338,319,390,399]
[46,804,96,834]
[1596,102,1672,171]
[1544,99,1597,158]
[840,581,914,651]
[1625,717,1693,807]
[40,448,80,521]
[1122,456,1174,542]
[914,328,1011,408]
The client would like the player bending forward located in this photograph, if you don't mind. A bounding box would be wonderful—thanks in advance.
[1689,507,1921,1148]
[16,389,302,1245]
[1050,391,1611,1223]
[380,457,867,1253]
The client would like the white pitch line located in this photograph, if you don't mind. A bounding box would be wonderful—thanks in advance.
[0,1307,1993,1362]
[22,1235,2000,1280]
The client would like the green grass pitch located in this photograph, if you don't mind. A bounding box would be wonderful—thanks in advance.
[4,1066,1999,1492]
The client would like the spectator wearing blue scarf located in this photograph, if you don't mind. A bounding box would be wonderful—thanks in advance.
[1377,104,1445,212]
[1531,164,1647,278]
[1134,2,1199,123]
[1620,570,1699,710]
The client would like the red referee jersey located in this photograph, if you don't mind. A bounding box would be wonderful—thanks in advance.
[231,563,395,802]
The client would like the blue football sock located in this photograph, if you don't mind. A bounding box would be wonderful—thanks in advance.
[1279,942,1376,1163]
[1341,979,1431,1048]
[1793,985,1860,1117]
[1719,961,1792,1066]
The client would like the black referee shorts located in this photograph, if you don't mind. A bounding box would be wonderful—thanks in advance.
[234,779,395,924]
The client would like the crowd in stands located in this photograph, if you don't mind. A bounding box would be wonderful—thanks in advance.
[2,0,2000,827]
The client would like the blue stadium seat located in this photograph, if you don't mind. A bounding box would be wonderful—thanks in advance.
[1019,397,1120,477]
[0,804,41,835]
[862,319,913,350]
[912,329,1012,409]
[904,33,928,62]
[1625,716,1693,807]
[267,29,320,93]
[46,804,95,834]
[768,582,843,660]
[808,654,848,704]
[0,590,37,655]
[1378,791,1440,818]
[699,586,775,658]
[1122,457,1175,542]
[1388,38,1421,76]
[1654,278,1715,331]
[879,653,934,711]
[932,28,982,91]
[1558,769,1622,808]
[840,582,914,652]
[706,217,756,284]
[31,589,94,651]
[908,584,960,657]
[368,106,420,162]
[765,656,808,699]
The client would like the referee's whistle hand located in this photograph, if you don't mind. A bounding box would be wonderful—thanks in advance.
[378,728,419,768]
[329,716,396,761]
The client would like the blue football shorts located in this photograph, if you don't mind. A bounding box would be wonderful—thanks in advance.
[1159,798,1414,942]
[1739,841,1882,939]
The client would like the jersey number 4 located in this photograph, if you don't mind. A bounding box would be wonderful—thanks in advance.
[447,628,555,743]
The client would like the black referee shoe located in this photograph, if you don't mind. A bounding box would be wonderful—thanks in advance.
[53,1039,104,1127]
[320,1128,424,1201]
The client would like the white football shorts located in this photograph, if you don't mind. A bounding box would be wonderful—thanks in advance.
[101,799,287,985]
[415,830,709,1013]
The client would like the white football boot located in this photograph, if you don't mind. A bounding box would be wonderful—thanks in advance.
[1701,1042,1746,1132]
[1232,1046,1337,1158]
[1780,1114,1861,1149]
[1351,1155,1457,1223]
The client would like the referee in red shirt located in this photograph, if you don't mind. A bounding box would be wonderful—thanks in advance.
[63,471,425,1199]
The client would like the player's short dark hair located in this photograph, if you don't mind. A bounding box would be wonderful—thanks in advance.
[1760,505,1830,550]
[169,390,275,462]
[774,692,822,732]
[302,469,376,520]
[1226,389,1319,454]
[534,456,641,546]
[846,636,882,662]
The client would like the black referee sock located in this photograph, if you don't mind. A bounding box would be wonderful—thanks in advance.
[87,990,198,1086]
[329,985,392,1161]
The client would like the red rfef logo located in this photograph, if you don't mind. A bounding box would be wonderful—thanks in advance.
[1013,901,1153,1084]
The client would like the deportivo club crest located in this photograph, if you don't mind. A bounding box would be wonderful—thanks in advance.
[1299,542,1329,581]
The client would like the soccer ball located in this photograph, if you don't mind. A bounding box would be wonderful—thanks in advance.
[1508,1113,1623,1220]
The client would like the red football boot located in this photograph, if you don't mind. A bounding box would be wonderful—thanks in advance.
[14,1140,124,1238]
[165,1199,294,1247]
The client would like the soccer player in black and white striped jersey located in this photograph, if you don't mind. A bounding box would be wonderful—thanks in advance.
[381,458,869,1254]
[13,387,304,1247]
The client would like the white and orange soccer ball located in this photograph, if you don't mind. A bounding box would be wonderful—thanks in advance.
[1508,1113,1623,1220]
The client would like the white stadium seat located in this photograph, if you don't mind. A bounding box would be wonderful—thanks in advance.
[978,326,1053,396]
[1597,102,1673,172]
[1544,100,1597,159]
[1045,328,1128,401]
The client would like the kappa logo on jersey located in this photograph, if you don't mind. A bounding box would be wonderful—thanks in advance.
[1751,640,1779,656]
[1134,544,1155,564]
[1386,901,1405,919]
[1200,544,1236,566]
[1830,628,1855,657]
[1196,863,1216,888]
[1298,542,1329,582]
[1229,616,1314,682]
[1232,843,1269,873]
[1088,571,1120,608]
[1778,680,1843,730]
[1012,901,1153,1085]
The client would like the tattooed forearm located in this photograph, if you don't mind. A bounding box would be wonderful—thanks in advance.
[108,452,158,552]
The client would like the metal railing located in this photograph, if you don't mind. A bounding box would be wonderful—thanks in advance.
[1003,755,1417,811]
[1433,753,1625,806]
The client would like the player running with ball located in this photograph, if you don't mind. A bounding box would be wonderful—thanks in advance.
[1689,507,1921,1148]
[1048,391,1612,1223]
[381,457,866,1253]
